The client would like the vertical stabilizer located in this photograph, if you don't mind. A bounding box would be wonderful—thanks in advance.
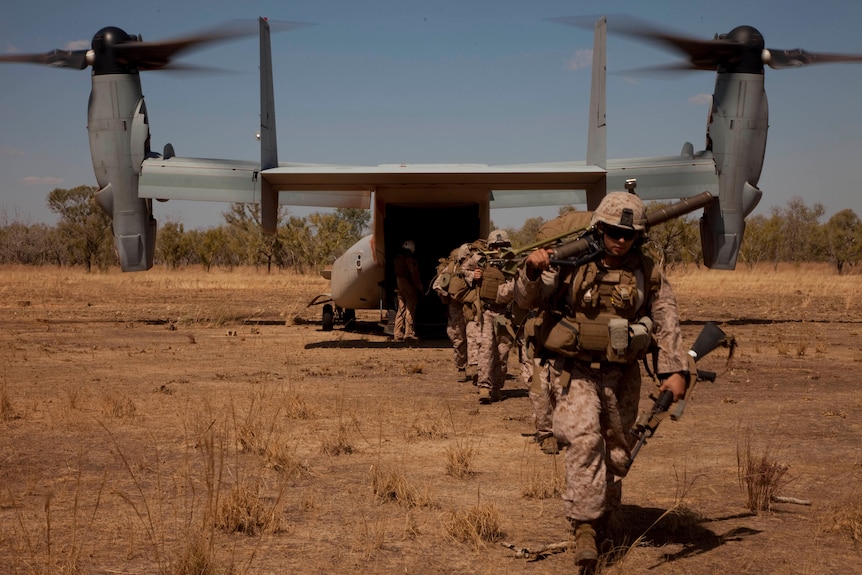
[586,16,607,209]
[259,17,278,232]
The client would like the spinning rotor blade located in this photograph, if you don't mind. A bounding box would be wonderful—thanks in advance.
[0,49,90,69]
[113,19,309,71]
[0,19,310,73]
[764,48,862,69]
[553,15,862,73]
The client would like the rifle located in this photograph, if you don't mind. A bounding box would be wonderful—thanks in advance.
[626,321,736,470]
[492,190,715,275]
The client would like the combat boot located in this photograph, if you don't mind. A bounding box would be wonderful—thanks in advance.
[489,388,502,402]
[457,368,469,382]
[569,520,598,568]
[540,436,560,455]
[466,364,478,386]
[478,387,492,404]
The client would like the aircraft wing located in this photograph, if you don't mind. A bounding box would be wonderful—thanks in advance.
[138,156,609,209]
[487,153,718,208]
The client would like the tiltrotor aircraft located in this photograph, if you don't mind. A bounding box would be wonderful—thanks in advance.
[2,16,860,330]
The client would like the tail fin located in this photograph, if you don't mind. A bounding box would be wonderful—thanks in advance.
[586,16,607,210]
[259,16,278,233]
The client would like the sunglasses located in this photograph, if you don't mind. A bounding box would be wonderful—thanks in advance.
[602,225,637,241]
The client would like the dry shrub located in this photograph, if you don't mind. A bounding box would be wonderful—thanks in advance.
[444,441,477,479]
[214,481,286,536]
[284,394,315,420]
[737,436,789,512]
[165,536,220,575]
[370,464,432,508]
[321,422,355,456]
[520,457,565,499]
[442,503,505,548]
[819,494,862,543]
[264,442,309,478]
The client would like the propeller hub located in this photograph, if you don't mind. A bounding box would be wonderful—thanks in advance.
[92,26,141,75]
[716,25,766,74]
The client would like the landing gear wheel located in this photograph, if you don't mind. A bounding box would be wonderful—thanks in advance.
[322,304,334,331]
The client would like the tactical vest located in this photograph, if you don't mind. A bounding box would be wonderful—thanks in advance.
[479,263,506,304]
[539,252,660,363]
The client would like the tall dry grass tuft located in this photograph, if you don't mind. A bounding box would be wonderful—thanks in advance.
[519,453,565,500]
[370,464,433,508]
[819,493,862,543]
[442,502,505,549]
[444,441,477,479]
[320,395,359,456]
[737,434,789,512]
[213,481,287,536]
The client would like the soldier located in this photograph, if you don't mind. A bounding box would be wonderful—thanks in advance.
[514,192,689,568]
[523,211,593,456]
[393,240,423,342]
[464,230,515,404]
[432,244,472,381]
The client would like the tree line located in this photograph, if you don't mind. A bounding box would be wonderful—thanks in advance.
[1,186,859,274]
[0,186,370,273]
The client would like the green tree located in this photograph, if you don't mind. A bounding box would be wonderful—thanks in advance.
[819,209,862,274]
[223,203,287,271]
[47,185,114,272]
[776,197,825,264]
[738,213,783,270]
[507,216,545,249]
[155,220,193,269]
[645,202,701,270]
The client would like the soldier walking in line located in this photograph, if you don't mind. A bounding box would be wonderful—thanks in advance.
[514,192,689,569]
[463,230,516,404]
[393,240,423,342]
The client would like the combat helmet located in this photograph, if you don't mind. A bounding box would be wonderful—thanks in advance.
[487,229,511,247]
[590,192,647,232]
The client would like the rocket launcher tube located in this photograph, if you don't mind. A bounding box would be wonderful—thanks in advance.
[551,191,714,264]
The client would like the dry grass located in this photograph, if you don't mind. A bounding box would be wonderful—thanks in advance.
[442,502,505,549]
[370,464,433,508]
[2,264,861,574]
[820,494,862,543]
[737,434,790,513]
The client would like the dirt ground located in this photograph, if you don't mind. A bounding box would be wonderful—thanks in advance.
[0,264,860,574]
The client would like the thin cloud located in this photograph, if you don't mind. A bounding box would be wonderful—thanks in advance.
[65,39,91,51]
[1,146,26,157]
[689,93,711,106]
[22,176,64,186]
[567,49,592,71]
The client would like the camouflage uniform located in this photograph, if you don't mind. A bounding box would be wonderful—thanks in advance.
[432,246,469,378]
[514,192,689,566]
[463,230,515,403]
[446,301,468,373]
[394,242,423,341]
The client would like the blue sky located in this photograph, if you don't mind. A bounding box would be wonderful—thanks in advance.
[2,0,861,230]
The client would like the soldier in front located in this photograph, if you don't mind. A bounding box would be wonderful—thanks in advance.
[514,192,689,569]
